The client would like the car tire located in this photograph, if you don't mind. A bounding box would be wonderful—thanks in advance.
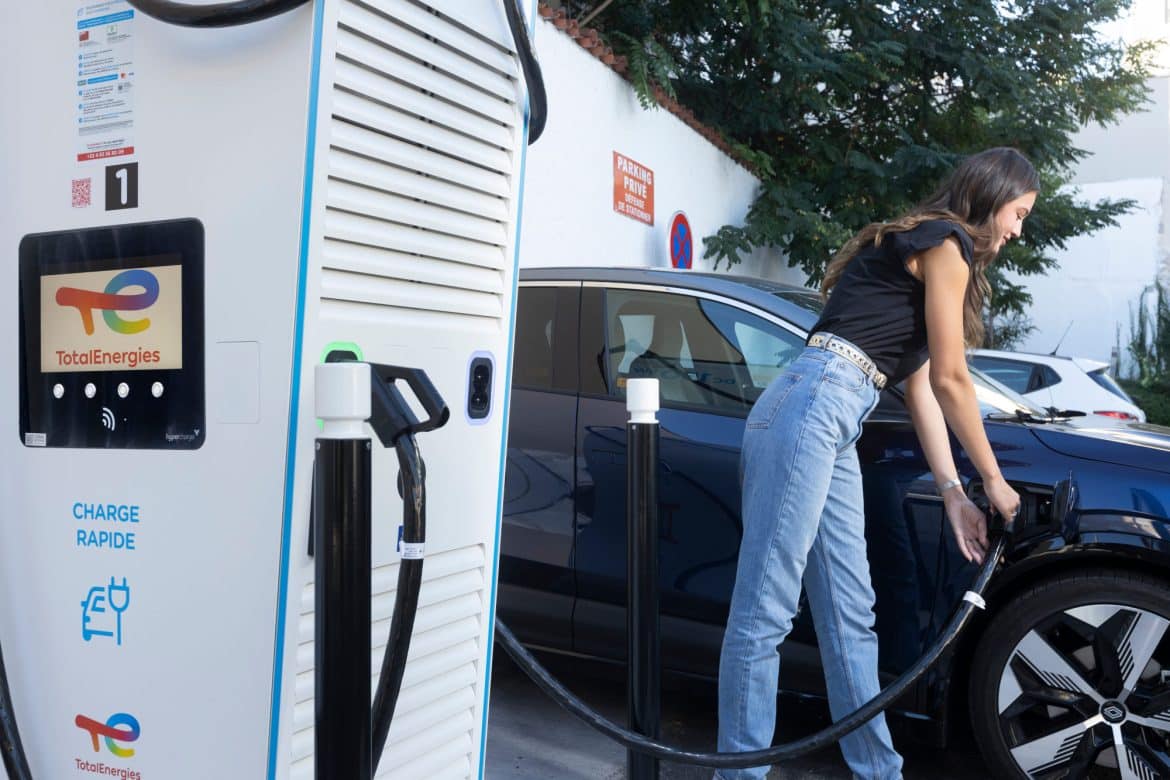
[969,569,1170,779]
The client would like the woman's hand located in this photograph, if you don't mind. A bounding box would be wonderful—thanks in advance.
[944,492,990,564]
[983,474,1021,528]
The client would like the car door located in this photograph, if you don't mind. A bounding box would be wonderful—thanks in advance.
[498,283,580,650]
[572,284,830,688]
[853,391,952,705]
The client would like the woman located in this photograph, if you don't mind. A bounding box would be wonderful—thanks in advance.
[716,147,1034,780]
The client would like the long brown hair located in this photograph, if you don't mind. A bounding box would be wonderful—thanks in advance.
[822,148,1040,346]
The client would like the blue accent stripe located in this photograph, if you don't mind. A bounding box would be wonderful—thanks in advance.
[78,10,134,29]
[267,2,326,778]
[477,2,538,776]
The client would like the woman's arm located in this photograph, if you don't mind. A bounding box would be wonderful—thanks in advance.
[918,238,1020,525]
[904,361,990,562]
[903,361,959,486]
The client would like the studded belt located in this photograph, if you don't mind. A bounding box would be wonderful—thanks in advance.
[807,332,888,390]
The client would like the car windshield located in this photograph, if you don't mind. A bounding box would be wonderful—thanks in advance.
[969,364,1050,417]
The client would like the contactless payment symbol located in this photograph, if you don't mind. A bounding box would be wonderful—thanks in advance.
[669,212,692,269]
[75,712,140,757]
[56,269,159,336]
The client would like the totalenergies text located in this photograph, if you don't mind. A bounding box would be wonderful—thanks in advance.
[55,348,161,369]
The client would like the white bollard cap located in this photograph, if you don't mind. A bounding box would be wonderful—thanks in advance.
[626,378,660,424]
[315,362,371,439]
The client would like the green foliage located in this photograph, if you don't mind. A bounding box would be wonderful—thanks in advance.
[984,309,1036,351]
[581,0,1154,326]
[1123,283,1170,427]
[1128,283,1170,386]
[607,30,677,109]
[1119,379,1170,426]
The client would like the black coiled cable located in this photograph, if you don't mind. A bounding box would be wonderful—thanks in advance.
[495,531,1007,769]
[502,0,548,144]
[0,639,32,780]
[125,0,310,28]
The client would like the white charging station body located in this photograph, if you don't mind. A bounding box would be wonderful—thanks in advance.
[0,2,533,777]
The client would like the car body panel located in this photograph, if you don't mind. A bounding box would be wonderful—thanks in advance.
[1029,423,1170,476]
[498,285,581,650]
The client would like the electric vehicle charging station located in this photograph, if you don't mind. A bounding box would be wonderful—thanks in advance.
[0,1,541,777]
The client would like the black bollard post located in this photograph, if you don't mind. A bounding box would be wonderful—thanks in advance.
[626,378,661,780]
[314,363,373,780]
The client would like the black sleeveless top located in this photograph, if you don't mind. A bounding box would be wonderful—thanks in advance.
[809,219,975,385]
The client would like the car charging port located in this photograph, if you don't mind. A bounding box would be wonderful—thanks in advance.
[967,481,1056,539]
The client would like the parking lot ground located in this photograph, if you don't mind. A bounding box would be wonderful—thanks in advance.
[484,650,990,779]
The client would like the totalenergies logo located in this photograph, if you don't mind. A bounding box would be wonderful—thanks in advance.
[75,712,141,757]
[56,269,159,336]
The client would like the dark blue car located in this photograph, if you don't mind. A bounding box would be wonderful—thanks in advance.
[498,266,1170,779]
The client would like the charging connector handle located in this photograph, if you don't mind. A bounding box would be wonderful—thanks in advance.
[496,530,1008,768]
[369,364,450,445]
[125,0,310,28]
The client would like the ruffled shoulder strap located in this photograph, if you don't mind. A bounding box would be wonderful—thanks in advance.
[887,220,975,266]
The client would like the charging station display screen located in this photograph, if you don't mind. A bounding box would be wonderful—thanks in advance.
[40,261,183,373]
[19,219,204,450]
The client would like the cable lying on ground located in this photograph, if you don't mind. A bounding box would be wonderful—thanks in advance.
[494,532,1006,769]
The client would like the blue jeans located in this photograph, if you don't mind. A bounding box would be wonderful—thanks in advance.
[715,346,903,780]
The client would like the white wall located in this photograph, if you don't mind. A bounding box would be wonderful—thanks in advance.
[519,15,804,286]
[1029,0,1170,374]
[1010,179,1163,371]
[1072,77,1169,187]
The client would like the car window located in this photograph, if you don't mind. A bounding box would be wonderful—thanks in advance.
[603,288,804,415]
[969,366,1048,416]
[968,355,1035,394]
[514,286,578,392]
[705,303,805,397]
[1088,369,1136,403]
[514,287,557,389]
[1034,364,1061,391]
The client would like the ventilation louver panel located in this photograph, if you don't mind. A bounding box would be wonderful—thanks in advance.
[289,544,488,778]
[322,0,519,328]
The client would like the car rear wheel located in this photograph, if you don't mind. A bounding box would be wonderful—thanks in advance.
[970,570,1170,779]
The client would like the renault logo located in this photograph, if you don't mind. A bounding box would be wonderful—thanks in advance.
[1102,702,1127,723]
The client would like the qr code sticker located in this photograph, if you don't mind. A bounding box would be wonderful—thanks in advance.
[72,178,92,208]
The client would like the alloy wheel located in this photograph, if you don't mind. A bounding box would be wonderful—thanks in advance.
[996,603,1170,779]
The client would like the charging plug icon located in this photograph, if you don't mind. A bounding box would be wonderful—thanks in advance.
[107,577,129,645]
[81,577,130,646]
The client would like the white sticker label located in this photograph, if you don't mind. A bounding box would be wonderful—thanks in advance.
[76,2,136,163]
[401,542,425,560]
[962,590,987,610]
[24,433,47,447]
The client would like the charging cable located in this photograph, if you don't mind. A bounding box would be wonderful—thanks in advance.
[495,527,1009,768]
[125,0,310,28]
[0,640,31,780]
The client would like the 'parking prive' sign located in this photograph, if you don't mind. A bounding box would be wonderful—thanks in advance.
[613,151,654,225]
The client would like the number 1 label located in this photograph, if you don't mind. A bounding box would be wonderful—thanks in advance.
[104,162,139,211]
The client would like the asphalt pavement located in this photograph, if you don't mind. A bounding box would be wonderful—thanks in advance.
[484,650,991,779]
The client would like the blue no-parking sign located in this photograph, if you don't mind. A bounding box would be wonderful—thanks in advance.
[669,212,692,269]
